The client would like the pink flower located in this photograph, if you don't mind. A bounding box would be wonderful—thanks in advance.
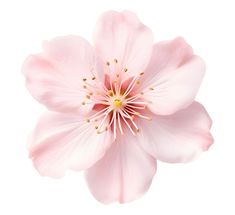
[22,10,213,204]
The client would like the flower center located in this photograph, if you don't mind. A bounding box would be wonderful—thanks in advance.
[81,58,154,140]
[113,99,122,108]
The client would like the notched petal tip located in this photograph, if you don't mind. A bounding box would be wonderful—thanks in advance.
[93,10,153,78]
[121,10,141,26]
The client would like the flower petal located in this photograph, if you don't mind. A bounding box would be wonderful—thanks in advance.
[85,132,156,204]
[141,37,205,115]
[29,112,112,178]
[22,36,98,114]
[93,10,153,78]
[137,102,213,163]
[42,35,96,77]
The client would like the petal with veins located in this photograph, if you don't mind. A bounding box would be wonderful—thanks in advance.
[137,102,213,163]
[85,131,156,204]
[93,10,153,79]
[29,112,112,178]
[141,37,205,115]
[22,36,98,114]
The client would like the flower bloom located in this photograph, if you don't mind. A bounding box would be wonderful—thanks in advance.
[22,10,213,204]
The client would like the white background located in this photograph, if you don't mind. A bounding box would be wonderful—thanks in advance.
[0,0,234,214]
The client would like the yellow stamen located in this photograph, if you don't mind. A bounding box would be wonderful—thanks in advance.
[114,99,122,108]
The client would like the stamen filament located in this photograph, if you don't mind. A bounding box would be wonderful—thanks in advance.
[97,109,112,130]
[113,111,117,139]
[122,109,139,130]
[126,104,146,110]
[125,95,143,102]
[88,107,110,121]
[119,111,136,136]
[122,76,139,97]
[117,112,124,135]
[125,107,151,120]
[127,101,149,105]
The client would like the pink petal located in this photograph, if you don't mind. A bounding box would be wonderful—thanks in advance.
[85,133,156,204]
[141,37,205,115]
[137,102,213,163]
[93,10,153,78]
[42,35,95,78]
[29,112,112,178]
[22,36,97,114]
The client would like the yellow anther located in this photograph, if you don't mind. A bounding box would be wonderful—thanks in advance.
[108,90,113,97]
[114,99,122,108]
